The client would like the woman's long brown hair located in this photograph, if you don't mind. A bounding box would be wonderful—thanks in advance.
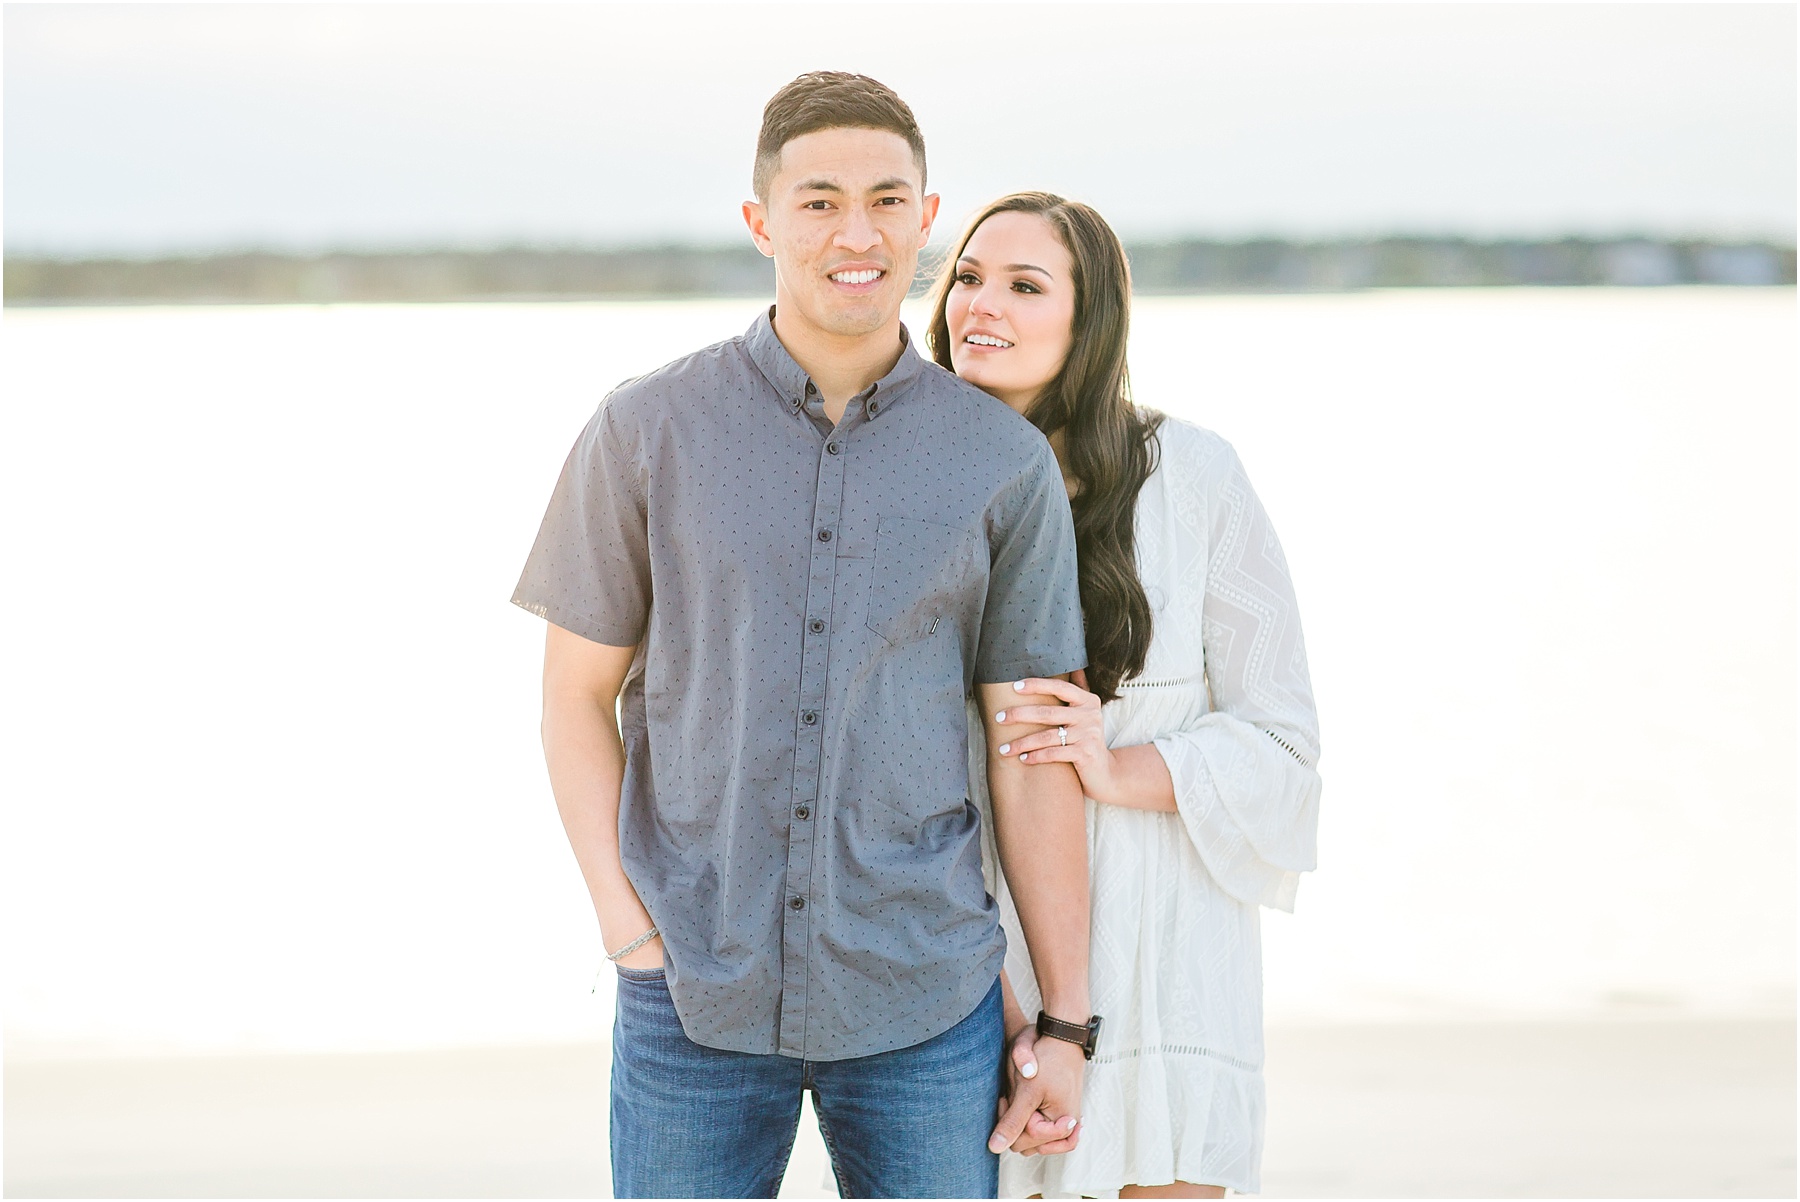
[926,192,1162,704]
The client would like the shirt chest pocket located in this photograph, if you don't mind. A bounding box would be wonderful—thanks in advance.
[865,516,983,646]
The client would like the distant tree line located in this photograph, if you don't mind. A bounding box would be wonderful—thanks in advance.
[6,237,1792,305]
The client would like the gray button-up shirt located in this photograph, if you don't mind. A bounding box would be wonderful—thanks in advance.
[513,309,1085,1060]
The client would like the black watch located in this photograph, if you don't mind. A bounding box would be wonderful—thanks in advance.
[1036,1010,1103,1060]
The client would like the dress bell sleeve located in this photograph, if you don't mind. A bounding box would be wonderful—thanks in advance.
[1151,438,1322,912]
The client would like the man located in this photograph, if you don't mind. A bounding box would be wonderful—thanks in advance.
[512,71,1094,1198]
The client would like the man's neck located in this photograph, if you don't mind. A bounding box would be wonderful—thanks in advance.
[771,307,907,425]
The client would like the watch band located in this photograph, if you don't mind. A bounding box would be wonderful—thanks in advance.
[1035,1010,1103,1060]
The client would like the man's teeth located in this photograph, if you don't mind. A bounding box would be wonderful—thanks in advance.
[965,334,1013,348]
[831,269,883,284]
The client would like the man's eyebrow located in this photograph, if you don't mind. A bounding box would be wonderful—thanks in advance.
[958,255,1055,278]
[792,176,916,197]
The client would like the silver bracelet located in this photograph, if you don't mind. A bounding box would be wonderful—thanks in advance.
[605,926,660,962]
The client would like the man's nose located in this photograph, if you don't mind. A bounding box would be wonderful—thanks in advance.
[833,207,879,254]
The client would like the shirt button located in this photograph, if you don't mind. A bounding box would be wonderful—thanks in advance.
[817,528,832,543]
[826,441,840,455]
[794,804,811,820]
[808,618,825,634]
[868,401,880,415]
[802,710,818,725]
[805,382,816,395]
[789,896,806,911]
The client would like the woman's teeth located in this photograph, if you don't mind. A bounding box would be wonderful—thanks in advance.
[965,334,1013,348]
[830,269,883,284]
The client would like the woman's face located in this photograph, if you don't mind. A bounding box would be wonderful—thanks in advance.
[945,211,1076,416]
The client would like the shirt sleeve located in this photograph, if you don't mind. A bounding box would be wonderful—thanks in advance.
[974,443,1088,684]
[510,397,650,648]
[1151,438,1322,912]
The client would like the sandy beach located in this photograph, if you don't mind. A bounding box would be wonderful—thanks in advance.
[6,1018,1791,1198]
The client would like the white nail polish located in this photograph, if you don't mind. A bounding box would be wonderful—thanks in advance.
[1021,1062,1037,1079]
[1013,680,1025,691]
[994,711,1005,723]
[998,744,1010,755]
[1019,752,1027,762]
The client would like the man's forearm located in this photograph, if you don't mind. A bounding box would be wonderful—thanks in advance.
[992,770,1090,1017]
[999,969,1032,1035]
[983,683,1091,1153]
[983,685,1091,1020]
[541,688,659,960]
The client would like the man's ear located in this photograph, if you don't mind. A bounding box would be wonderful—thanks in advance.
[920,192,941,243]
[742,200,775,258]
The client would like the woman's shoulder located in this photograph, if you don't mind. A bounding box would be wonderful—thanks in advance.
[1144,411,1239,486]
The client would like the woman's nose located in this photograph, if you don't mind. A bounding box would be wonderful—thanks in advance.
[970,283,1004,317]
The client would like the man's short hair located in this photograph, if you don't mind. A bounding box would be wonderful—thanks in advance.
[753,71,927,200]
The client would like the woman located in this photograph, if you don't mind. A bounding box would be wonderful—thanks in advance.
[929,193,1323,1198]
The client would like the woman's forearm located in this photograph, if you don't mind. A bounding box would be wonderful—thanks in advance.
[1097,741,1178,813]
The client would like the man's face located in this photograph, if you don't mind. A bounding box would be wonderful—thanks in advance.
[744,127,938,341]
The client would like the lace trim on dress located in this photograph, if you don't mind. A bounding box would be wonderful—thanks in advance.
[1265,727,1314,769]
[1118,675,1313,770]
[1119,672,1203,690]
[1092,1041,1260,1074]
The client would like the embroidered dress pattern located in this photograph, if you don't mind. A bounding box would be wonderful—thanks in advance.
[971,416,1322,1197]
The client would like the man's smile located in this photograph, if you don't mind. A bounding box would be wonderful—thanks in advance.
[827,263,887,289]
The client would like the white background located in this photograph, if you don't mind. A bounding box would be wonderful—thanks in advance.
[5,287,1792,1057]
[6,3,1795,254]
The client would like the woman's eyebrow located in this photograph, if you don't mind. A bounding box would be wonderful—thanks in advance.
[958,256,1054,278]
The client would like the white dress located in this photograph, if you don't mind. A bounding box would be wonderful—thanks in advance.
[971,417,1322,1197]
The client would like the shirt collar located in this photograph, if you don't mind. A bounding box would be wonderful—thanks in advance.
[745,305,925,422]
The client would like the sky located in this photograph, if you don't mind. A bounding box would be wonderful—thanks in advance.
[4,2,1796,257]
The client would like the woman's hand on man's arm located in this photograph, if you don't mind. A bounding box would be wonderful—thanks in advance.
[997,671,1177,814]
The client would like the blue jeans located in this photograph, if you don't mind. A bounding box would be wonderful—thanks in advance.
[610,965,1003,1198]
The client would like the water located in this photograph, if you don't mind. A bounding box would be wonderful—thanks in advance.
[3,289,1792,1056]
